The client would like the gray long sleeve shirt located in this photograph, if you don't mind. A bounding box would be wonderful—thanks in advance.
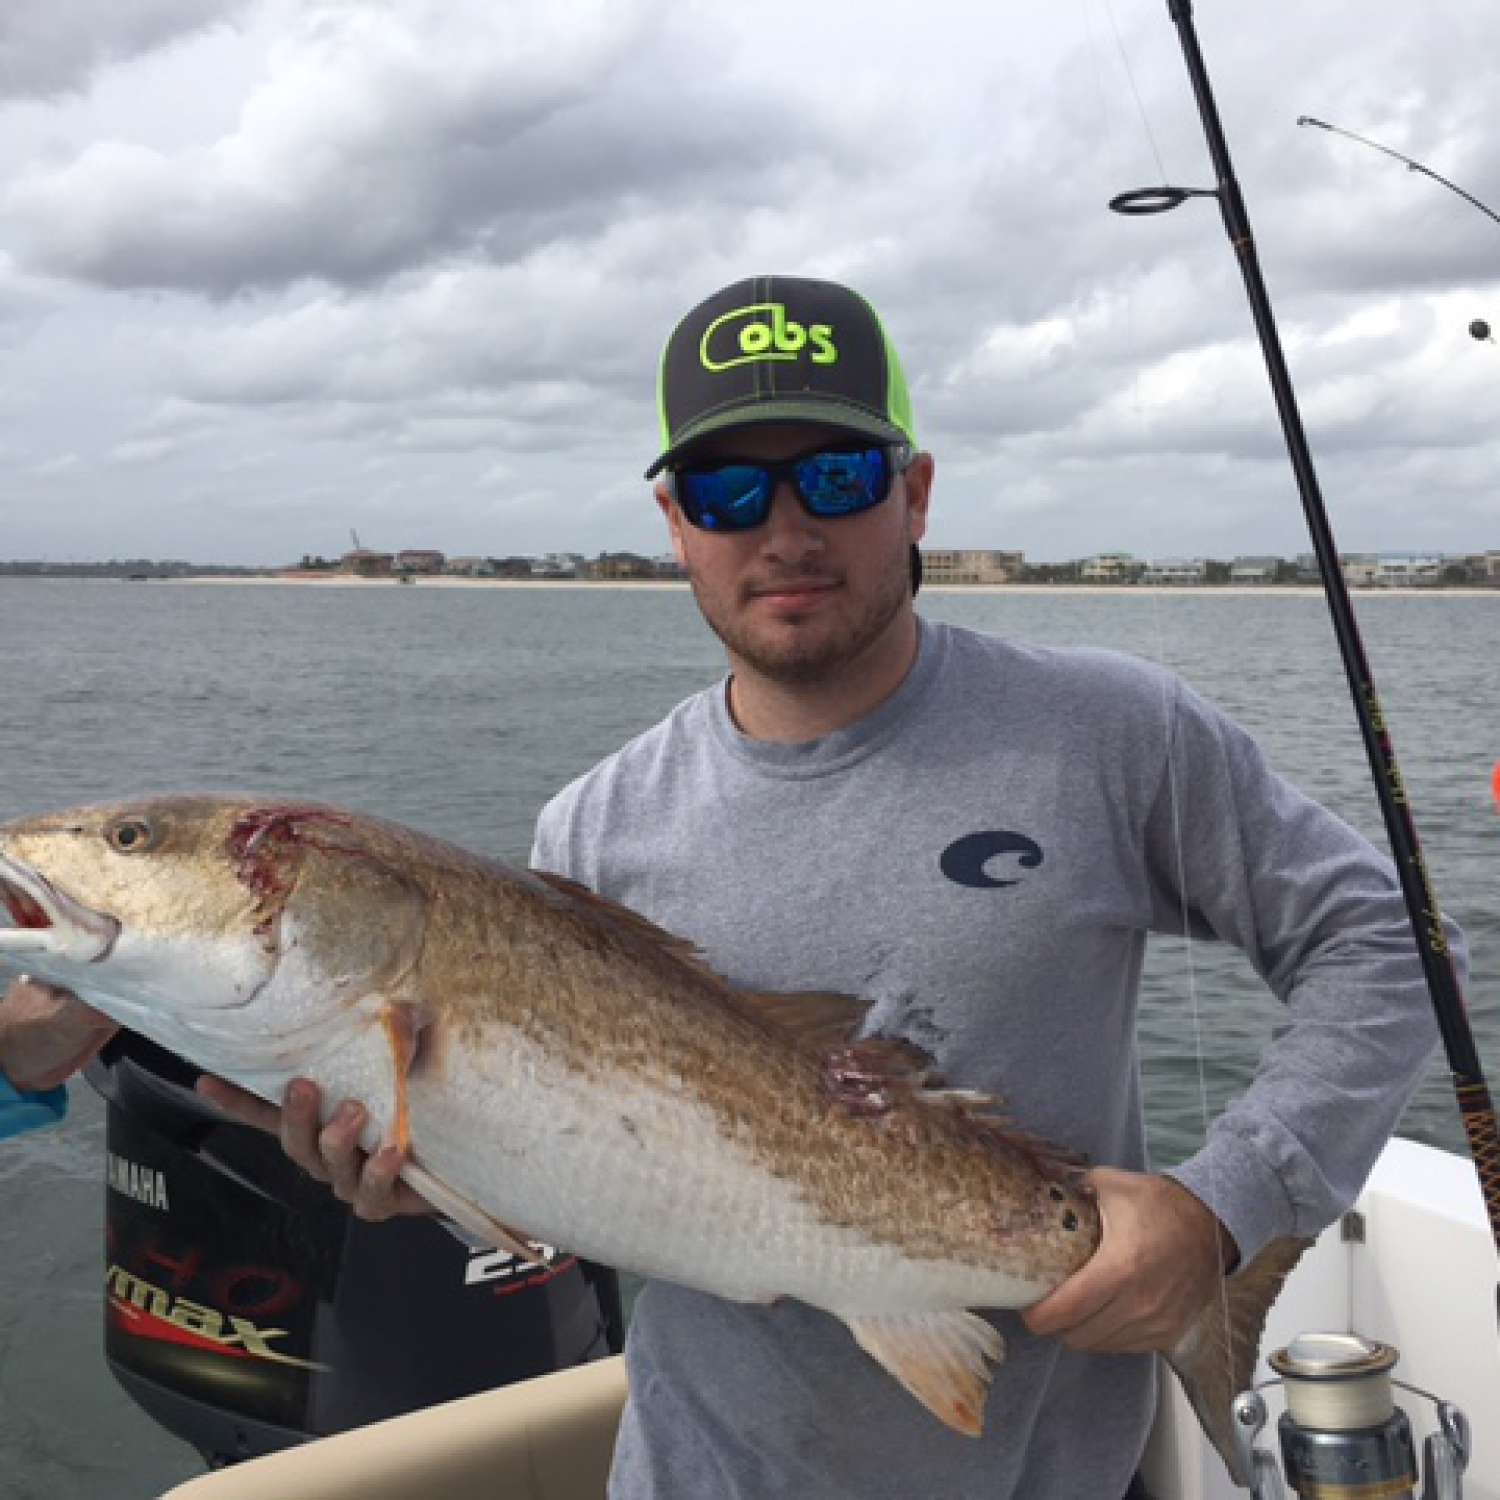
[530,616,1443,1500]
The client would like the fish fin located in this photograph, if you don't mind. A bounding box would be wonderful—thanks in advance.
[378,1003,430,1153]
[843,1310,1005,1438]
[398,1160,538,1262]
[529,871,727,980]
[734,991,883,1050]
[1164,1235,1313,1485]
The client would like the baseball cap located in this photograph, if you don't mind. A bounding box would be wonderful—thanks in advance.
[645,275,918,479]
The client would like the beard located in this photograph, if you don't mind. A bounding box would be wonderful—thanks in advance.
[688,543,912,686]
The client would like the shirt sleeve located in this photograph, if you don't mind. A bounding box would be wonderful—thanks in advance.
[530,799,568,876]
[1146,676,1449,1266]
[0,1071,68,1141]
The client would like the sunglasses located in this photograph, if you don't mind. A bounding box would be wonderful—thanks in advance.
[671,443,912,533]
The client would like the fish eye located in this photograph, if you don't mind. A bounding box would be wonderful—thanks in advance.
[1062,1210,1079,1233]
[107,817,157,854]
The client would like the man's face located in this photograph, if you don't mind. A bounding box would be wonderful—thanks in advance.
[656,423,932,687]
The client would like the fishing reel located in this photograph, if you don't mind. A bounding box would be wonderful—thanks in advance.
[1232,1334,1471,1499]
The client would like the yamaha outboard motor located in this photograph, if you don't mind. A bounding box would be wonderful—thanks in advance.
[87,1033,623,1469]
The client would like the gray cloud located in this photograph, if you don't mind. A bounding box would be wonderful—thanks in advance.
[0,0,1497,566]
[0,0,250,100]
[1,2,861,297]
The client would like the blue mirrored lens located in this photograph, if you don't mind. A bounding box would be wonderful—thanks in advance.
[680,466,772,531]
[794,448,890,516]
[675,446,896,530]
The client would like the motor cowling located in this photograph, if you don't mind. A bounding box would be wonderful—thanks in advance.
[88,1032,623,1468]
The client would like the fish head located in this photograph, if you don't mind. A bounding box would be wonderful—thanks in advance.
[0,797,283,1040]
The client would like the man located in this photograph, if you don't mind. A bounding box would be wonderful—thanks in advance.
[521,275,1443,1497]
[211,274,1443,1497]
[0,976,117,1140]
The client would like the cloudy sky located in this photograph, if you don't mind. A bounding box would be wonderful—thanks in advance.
[1,0,1497,566]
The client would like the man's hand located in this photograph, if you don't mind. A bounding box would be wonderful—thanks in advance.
[0,977,118,1092]
[1022,1168,1235,1354]
[196,1075,436,1222]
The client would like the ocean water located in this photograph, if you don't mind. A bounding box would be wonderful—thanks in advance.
[0,578,1495,1497]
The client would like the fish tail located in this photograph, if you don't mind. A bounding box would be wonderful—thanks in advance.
[1164,1234,1312,1485]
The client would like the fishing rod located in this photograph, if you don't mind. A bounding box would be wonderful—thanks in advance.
[1110,1,1500,1276]
[1297,115,1500,233]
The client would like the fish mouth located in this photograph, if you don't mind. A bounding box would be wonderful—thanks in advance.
[0,854,120,965]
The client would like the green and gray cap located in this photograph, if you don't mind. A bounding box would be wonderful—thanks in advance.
[645,274,918,478]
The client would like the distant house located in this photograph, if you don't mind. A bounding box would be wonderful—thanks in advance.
[532,553,584,578]
[1373,555,1442,588]
[921,549,1024,585]
[1079,552,1140,583]
[1229,555,1281,584]
[1340,555,1379,586]
[489,556,535,578]
[395,549,445,575]
[446,556,495,577]
[1141,558,1207,585]
[340,548,394,577]
[586,552,654,580]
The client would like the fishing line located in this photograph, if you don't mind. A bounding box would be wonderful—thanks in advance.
[1101,0,1170,183]
[1078,0,1238,1362]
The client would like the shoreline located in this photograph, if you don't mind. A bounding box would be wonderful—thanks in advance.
[6,573,1497,597]
[152,575,1500,598]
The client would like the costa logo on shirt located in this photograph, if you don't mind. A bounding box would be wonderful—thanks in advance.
[939,830,1044,889]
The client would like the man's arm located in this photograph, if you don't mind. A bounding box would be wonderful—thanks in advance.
[1145,678,1445,1268]
[0,978,118,1140]
[1035,675,1442,1354]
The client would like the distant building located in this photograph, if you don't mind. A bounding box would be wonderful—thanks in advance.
[1079,552,1140,583]
[340,548,394,577]
[1340,554,1379,586]
[1229,555,1281,584]
[1141,558,1207,585]
[447,556,495,577]
[489,556,535,578]
[1373,555,1442,588]
[921,549,1024,585]
[532,553,585,578]
[1485,551,1500,584]
[395,549,445,575]
[586,552,655,580]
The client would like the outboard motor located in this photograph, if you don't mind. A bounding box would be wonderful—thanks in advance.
[87,1033,623,1469]
[1233,1333,1471,1500]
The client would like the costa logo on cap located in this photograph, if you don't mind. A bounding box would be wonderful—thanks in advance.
[699,302,838,372]
[647,274,917,479]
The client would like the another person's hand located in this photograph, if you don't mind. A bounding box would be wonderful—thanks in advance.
[0,977,118,1092]
[196,1074,436,1222]
[1020,1168,1234,1354]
